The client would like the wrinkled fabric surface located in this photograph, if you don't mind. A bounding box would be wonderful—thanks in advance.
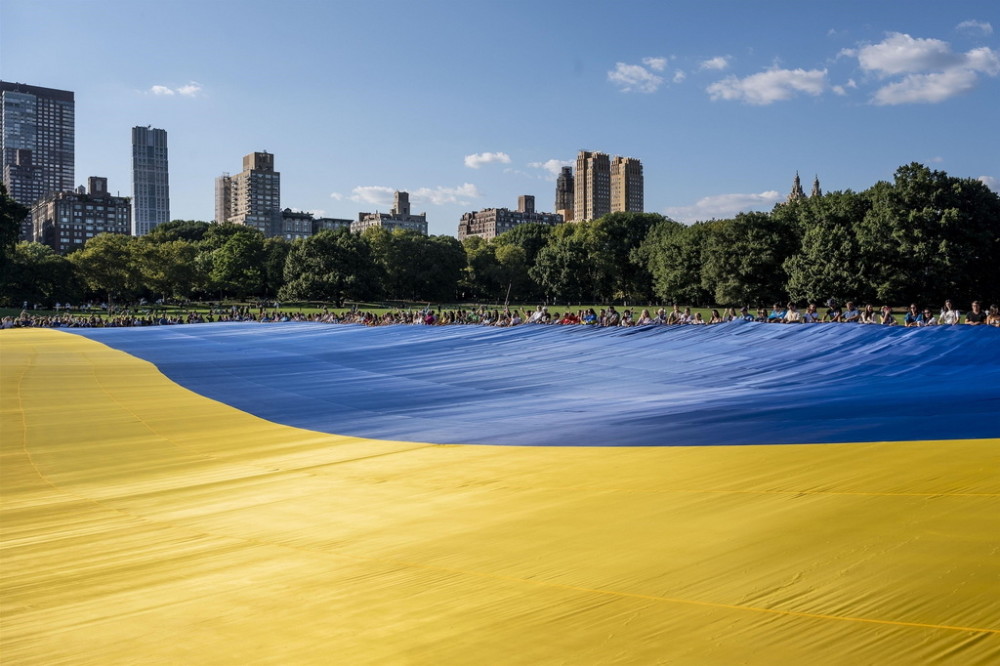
[68,321,1000,445]
[1,325,998,665]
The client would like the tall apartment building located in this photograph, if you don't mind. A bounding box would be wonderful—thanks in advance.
[457,195,563,241]
[1,81,75,239]
[555,166,574,221]
[611,156,643,213]
[352,191,428,235]
[31,177,131,253]
[574,151,610,222]
[215,151,280,235]
[131,126,169,236]
[574,150,644,222]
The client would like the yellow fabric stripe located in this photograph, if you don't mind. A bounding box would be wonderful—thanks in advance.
[2,328,999,665]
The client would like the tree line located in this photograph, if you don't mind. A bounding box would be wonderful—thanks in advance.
[2,163,998,309]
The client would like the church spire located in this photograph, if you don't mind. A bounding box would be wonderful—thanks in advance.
[787,171,806,202]
[811,175,822,198]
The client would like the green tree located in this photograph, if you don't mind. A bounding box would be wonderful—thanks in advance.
[460,235,503,301]
[1,242,80,307]
[640,220,712,306]
[590,212,666,302]
[280,229,382,306]
[67,233,144,309]
[145,220,211,243]
[209,231,266,299]
[530,232,598,304]
[1,184,30,291]
[856,163,1000,304]
[138,239,202,302]
[494,243,530,303]
[700,212,798,306]
[781,190,871,303]
[262,237,291,297]
[490,224,555,302]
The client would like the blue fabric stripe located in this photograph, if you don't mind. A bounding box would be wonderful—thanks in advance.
[68,321,1000,446]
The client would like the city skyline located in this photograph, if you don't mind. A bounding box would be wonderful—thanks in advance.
[1,1,997,237]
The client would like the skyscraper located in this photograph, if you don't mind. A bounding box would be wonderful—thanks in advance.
[131,126,169,236]
[1,81,75,239]
[555,166,574,220]
[611,156,643,214]
[573,150,644,222]
[215,151,280,235]
[574,150,610,222]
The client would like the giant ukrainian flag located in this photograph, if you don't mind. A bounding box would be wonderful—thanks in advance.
[2,322,998,664]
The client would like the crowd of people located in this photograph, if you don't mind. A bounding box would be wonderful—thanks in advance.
[3,298,998,330]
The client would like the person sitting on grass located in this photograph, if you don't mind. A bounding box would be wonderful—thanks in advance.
[767,303,786,322]
[842,301,861,323]
[919,308,938,326]
[824,299,843,322]
[802,303,820,323]
[904,304,921,327]
[783,302,802,323]
[880,305,896,326]
[965,301,987,325]
[939,299,960,325]
[987,304,1000,327]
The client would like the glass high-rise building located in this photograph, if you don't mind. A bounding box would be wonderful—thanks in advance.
[131,126,170,236]
[1,81,75,238]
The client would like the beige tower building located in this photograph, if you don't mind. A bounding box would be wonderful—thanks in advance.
[611,156,643,213]
[215,151,280,235]
[574,151,610,222]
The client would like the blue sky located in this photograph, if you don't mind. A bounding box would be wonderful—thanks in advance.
[2,0,998,236]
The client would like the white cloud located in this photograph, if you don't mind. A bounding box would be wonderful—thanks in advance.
[329,192,344,201]
[528,159,573,178]
[349,184,481,207]
[149,81,203,97]
[699,56,730,71]
[831,78,857,95]
[673,69,687,83]
[979,176,999,192]
[464,151,511,169]
[857,33,964,76]
[411,183,481,206]
[872,69,978,104]
[664,191,782,225]
[349,186,395,206]
[707,68,827,105]
[848,33,1000,105]
[608,62,664,93]
[642,56,668,72]
[957,20,993,35]
[177,82,203,97]
[966,46,1000,74]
